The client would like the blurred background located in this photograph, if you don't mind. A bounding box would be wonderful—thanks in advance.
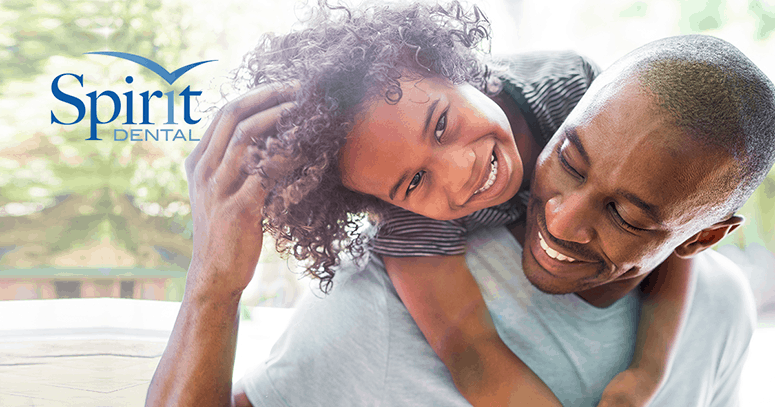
[1,1,774,406]
[1,0,773,315]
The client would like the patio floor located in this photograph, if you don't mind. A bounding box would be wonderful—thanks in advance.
[0,339,164,406]
[0,299,292,407]
[0,298,772,407]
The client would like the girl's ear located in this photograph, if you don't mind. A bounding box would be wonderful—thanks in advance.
[674,215,745,258]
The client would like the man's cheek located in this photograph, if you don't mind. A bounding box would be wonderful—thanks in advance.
[612,245,668,275]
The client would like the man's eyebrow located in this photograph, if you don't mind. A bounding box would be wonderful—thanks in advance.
[565,127,590,164]
[423,99,441,135]
[389,171,410,201]
[618,190,663,225]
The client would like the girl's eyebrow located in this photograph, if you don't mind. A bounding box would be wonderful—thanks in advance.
[389,171,410,201]
[423,99,441,134]
[388,98,441,201]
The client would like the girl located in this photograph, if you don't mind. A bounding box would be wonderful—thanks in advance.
[236,1,692,405]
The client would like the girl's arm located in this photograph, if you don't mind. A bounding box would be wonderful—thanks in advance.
[598,253,695,406]
[384,255,562,406]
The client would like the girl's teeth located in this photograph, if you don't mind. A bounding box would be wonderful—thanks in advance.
[474,153,498,195]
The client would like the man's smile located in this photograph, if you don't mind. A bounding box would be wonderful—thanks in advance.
[538,231,577,262]
[522,194,616,293]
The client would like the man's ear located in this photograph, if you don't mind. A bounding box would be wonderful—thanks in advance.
[674,215,745,258]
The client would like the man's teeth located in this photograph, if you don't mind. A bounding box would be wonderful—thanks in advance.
[474,153,498,195]
[538,232,576,262]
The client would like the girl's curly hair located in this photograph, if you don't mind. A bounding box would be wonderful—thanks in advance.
[234,0,493,293]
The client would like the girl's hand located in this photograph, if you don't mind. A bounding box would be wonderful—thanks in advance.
[183,83,296,300]
[597,368,660,407]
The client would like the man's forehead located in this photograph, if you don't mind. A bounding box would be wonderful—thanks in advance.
[567,85,733,228]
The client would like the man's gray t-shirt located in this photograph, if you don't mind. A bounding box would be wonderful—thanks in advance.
[241,227,756,406]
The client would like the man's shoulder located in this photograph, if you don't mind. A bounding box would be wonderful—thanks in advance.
[285,253,395,340]
[691,249,757,329]
[239,255,395,406]
[695,250,756,305]
[240,252,471,407]
[653,250,756,406]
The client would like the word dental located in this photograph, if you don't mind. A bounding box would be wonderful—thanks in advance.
[50,74,201,141]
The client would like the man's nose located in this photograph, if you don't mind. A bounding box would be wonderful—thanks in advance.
[544,191,595,245]
[438,146,476,195]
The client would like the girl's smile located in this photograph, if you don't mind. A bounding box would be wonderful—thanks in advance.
[338,75,524,221]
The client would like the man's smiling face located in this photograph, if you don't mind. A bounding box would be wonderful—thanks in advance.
[522,78,734,301]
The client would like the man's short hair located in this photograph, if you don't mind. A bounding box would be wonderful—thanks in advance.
[624,35,775,217]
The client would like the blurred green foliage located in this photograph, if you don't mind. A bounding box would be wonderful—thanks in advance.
[1,0,774,278]
[620,2,648,18]
[682,0,726,32]
[0,0,210,94]
[749,0,775,40]
[1,0,110,89]
[720,170,775,251]
[677,0,775,41]
[0,0,197,270]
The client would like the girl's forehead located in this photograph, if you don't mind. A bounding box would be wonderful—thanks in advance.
[360,72,453,105]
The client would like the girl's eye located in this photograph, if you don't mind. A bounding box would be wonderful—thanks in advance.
[407,171,425,194]
[607,203,643,233]
[434,111,448,142]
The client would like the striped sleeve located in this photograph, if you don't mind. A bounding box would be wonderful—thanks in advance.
[495,51,601,146]
[370,205,468,256]
[370,52,599,258]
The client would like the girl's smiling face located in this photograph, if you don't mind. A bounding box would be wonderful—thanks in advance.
[338,76,523,220]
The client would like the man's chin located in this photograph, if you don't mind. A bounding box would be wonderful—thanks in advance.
[521,254,579,295]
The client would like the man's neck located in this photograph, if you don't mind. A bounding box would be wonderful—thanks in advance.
[574,276,648,308]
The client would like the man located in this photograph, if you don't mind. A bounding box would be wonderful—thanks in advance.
[146,35,774,406]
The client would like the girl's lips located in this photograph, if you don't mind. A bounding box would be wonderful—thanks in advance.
[473,151,497,195]
[466,143,509,205]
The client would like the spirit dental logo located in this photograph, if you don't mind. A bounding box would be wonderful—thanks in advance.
[50,51,216,141]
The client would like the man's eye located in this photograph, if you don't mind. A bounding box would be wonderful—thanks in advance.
[434,112,447,142]
[407,171,425,194]
[557,146,583,179]
[607,203,644,233]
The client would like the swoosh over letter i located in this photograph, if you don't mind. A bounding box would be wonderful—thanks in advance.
[85,51,216,84]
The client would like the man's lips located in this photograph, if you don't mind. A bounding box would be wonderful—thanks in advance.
[534,223,599,265]
[538,231,578,262]
[529,229,596,280]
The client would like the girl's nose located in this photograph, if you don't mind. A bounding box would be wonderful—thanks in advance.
[439,146,476,195]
